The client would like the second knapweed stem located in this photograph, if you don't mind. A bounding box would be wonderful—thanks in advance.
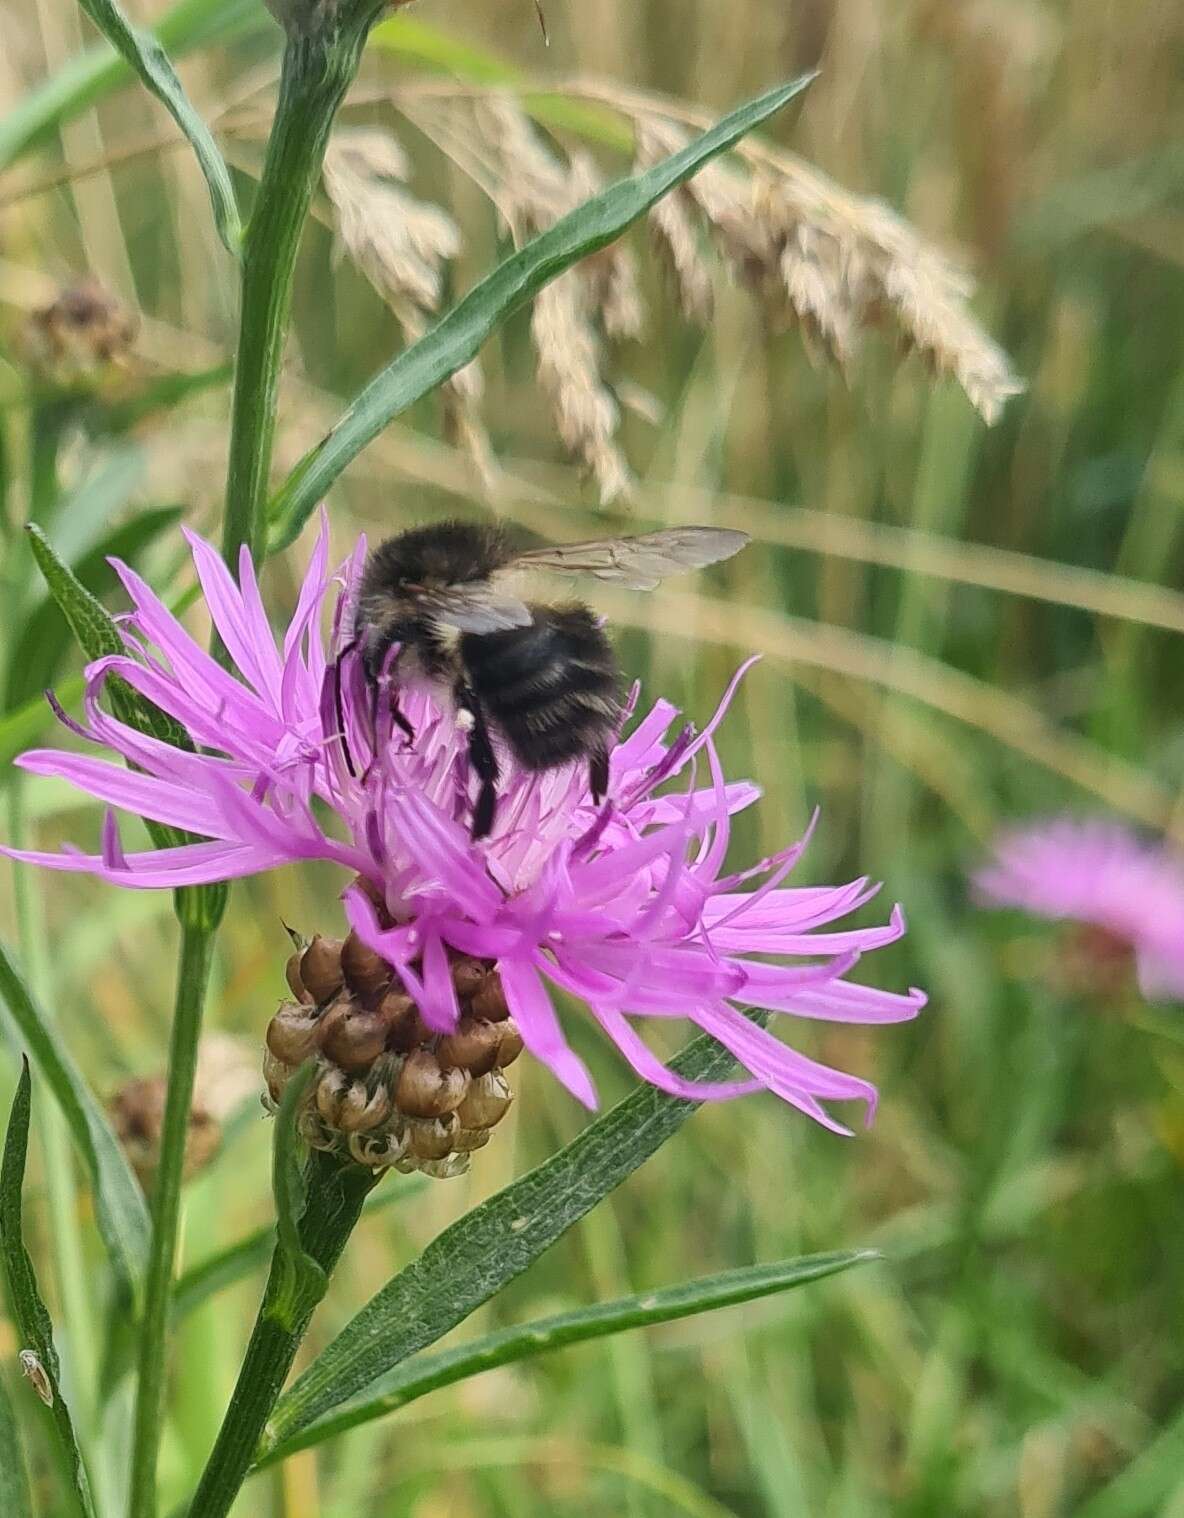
[220,1,385,571]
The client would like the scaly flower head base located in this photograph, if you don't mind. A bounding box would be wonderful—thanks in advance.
[6,514,925,1138]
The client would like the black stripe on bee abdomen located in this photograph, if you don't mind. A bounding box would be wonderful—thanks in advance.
[460,604,620,772]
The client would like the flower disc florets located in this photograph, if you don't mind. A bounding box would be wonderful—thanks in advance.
[6,514,925,1134]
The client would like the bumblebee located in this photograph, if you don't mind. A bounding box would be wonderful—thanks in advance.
[346,519,749,838]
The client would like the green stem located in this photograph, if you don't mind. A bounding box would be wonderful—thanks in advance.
[221,2,383,570]
[127,907,219,1518]
[184,1151,377,1518]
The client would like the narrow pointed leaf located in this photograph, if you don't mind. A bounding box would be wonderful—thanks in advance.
[266,73,815,553]
[26,522,193,853]
[0,1063,97,1516]
[7,506,183,712]
[262,1015,771,1453]
[260,1249,877,1464]
[266,1065,327,1332]
[73,0,241,253]
[0,944,150,1303]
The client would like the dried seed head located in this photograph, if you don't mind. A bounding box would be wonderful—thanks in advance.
[300,935,344,1003]
[265,916,516,1179]
[109,1073,221,1192]
[22,278,137,390]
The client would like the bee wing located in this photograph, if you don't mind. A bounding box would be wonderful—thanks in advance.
[511,527,750,590]
[416,581,534,635]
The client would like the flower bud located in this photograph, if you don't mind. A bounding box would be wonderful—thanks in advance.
[406,1113,459,1161]
[471,974,509,1022]
[436,1017,502,1076]
[494,1017,524,1069]
[267,921,516,1180]
[378,988,430,1050]
[285,952,313,1004]
[336,1079,392,1133]
[341,929,391,999]
[395,1050,470,1119]
[320,1006,389,1072]
[456,1070,514,1130]
[266,1002,322,1065]
[300,935,344,1002]
[451,956,487,1000]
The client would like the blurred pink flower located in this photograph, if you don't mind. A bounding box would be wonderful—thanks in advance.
[5,515,925,1129]
[974,817,1184,1000]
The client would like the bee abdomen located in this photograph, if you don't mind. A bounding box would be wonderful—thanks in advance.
[461,605,619,773]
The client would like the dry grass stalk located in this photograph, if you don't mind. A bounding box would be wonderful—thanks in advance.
[322,126,494,482]
[475,97,644,504]
[632,111,1023,423]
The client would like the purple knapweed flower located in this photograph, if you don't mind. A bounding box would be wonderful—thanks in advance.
[974,817,1184,1001]
[5,515,925,1130]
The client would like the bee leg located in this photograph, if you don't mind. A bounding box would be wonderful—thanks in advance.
[589,743,610,806]
[389,692,415,748]
[333,638,360,779]
[456,683,499,840]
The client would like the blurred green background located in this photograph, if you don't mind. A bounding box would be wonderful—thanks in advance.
[2,0,1184,1514]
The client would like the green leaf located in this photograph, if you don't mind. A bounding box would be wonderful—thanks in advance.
[23,523,228,931]
[6,505,183,712]
[0,0,266,172]
[265,73,815,554]
[171,1176,426,1324]
[0,1062,97,1517]
[265,1065,328,1332]
[260,1249,877,1464]
[25,521,192,846]
[261,1016,771,1453]
[0,944,150,1304]
[72,0,241,253]
[0,1365,33,1518]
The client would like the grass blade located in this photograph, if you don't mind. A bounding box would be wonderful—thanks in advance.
[0,1061,97,1517]
[72,0,241,252]
[0,944,150,1304]
[0,1365,33,1518]
[171,1177,426,1324]
[260,1249,878,1464]
[261,1015,771,1455]
[0,0,265,171]
[265,73,815,552]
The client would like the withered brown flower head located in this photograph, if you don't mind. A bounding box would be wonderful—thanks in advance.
[22,279,138,392]
[265,910,521,1180]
